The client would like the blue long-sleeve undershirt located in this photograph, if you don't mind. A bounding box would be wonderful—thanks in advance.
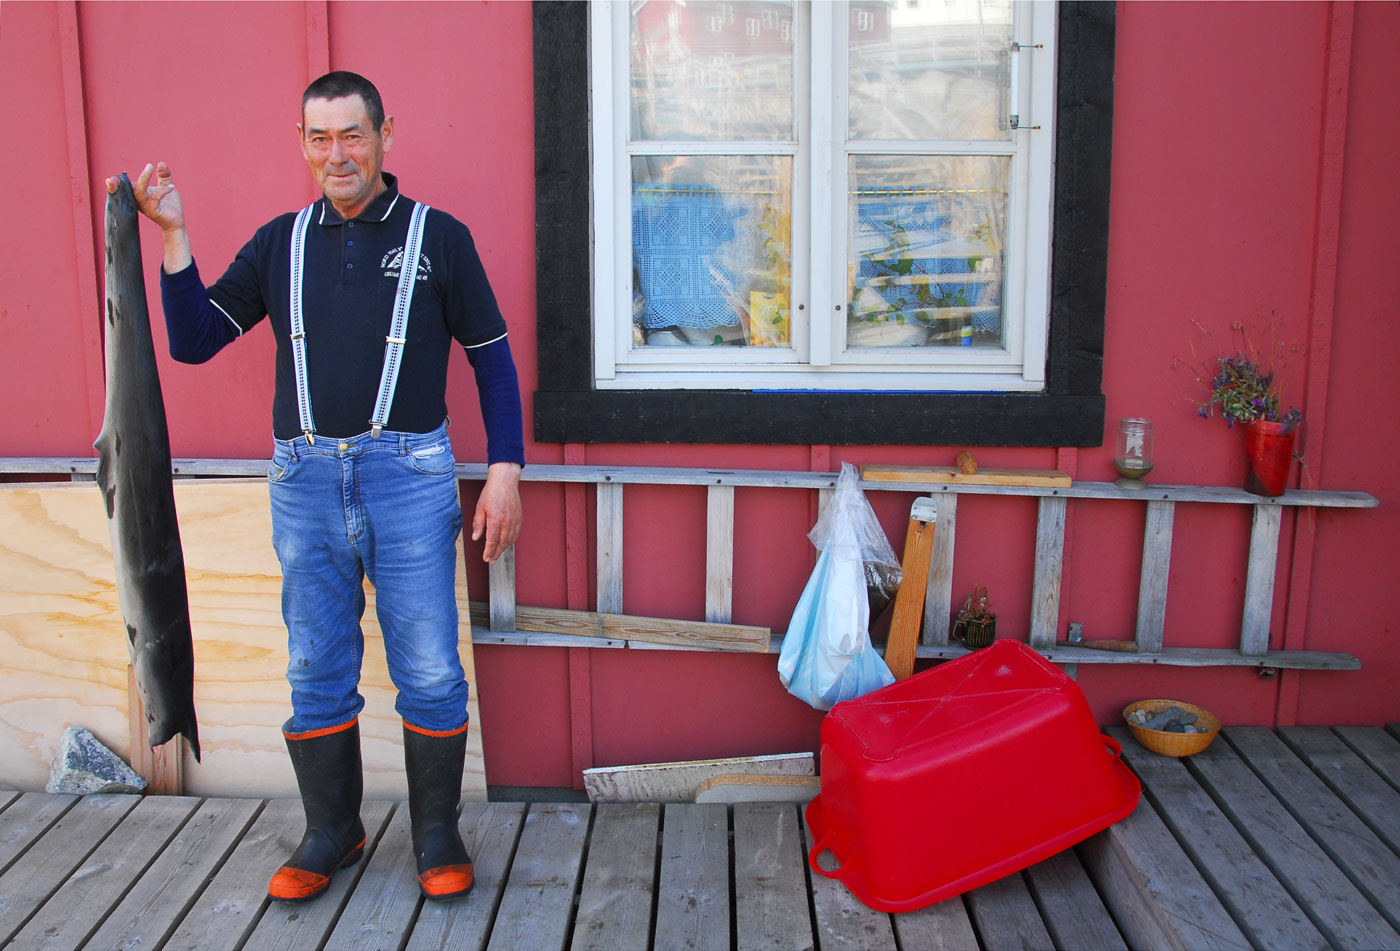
[160,259,525,466]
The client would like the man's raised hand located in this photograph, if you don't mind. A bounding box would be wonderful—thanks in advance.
[106,162,185,233]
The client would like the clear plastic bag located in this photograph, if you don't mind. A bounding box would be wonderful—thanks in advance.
[777,464,900,710]
[808,463,905,619]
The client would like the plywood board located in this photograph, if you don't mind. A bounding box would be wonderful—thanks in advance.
[0,482,486,800]
[584,752,815,802]
[859,463,1072,488]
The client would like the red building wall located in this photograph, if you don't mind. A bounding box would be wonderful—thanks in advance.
[2,1,1396,789]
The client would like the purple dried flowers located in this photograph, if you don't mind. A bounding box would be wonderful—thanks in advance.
[1189,321,1303,429]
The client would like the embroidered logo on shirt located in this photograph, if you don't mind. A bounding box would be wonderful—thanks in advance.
[381,249,432,281]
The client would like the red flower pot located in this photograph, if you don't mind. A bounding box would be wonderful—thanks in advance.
[1243,420,1298,496]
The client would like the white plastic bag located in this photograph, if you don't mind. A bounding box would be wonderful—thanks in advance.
[777,464,898,710]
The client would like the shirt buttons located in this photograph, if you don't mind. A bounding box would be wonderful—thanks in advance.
[346,263,353,269]
[347,221,356,228]
[347,240,354,246]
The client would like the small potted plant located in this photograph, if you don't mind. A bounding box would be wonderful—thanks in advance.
[1190,322,1303,496]
[952,584,997,649]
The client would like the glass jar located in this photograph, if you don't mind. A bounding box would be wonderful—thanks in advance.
[1114,417,1154,484]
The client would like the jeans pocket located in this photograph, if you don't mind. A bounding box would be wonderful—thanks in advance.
[410,443,455,476]
[268,445,296,483]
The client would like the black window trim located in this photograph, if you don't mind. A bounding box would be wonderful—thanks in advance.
[532,1,1114,447]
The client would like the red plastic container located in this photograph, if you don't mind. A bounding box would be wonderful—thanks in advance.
[1242,419,1299,496]
[805,640,1140,912]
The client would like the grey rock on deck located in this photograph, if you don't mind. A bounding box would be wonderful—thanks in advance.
[2,726,1399,950]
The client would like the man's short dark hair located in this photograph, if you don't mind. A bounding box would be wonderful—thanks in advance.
[302,71,386,130]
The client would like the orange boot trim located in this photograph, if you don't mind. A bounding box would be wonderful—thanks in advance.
[403,719,469,738]
[419,863,474,901]
[268,866,331,902]
[283,716,359,741]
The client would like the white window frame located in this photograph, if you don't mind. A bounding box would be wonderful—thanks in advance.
[590,0,1057,392]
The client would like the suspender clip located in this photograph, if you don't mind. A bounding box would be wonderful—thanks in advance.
[304,430,316,446]
[371,424,383,439]
[386,336,407,345]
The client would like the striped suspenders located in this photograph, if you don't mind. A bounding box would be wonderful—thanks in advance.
[287,200,431,443]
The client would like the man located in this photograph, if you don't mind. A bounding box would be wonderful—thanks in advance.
[106,71,523,903]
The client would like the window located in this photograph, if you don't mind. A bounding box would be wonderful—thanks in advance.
[592,0,1057,394]
[533,1,1115,446]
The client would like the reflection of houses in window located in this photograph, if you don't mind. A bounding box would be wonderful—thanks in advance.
[856,10,874,32]
[746,16,760,37]
[708,14,723,32]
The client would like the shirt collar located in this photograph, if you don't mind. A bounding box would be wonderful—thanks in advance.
[316,172,401,225]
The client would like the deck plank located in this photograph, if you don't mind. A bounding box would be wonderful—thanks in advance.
[1228,727,1400,934]
[406,801,526,951]
[571,802,661,951]
[733,802,813,951]
[1335,725,1400,793]
[83,796,262,951]
[1112,727,1327,949]
[1187,733,1400,950]
[1280,726,1400,855]
[11,794,200,950]
[801,808,896,950]
[0,792,76,876]
[965,872,1055,951]
[0,790,19,813]
[1079,794,1251,951]
[891,897,979,951]
[485,802,590,951]
[1023,848,1128,951]
[0,793,139,945]
[654,803,730,951]
[241,799,395,951]
[325,805,425,950]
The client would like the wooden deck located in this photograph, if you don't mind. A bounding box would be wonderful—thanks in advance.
[2,725,1399,951]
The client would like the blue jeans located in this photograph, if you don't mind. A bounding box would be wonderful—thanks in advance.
[268,422,469,734]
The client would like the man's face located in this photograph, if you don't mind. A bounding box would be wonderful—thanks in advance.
[299,95,394,219]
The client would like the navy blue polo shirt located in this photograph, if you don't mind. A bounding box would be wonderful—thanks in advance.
[161,173,522,462]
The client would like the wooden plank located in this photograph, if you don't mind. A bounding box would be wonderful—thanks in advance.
[1335,725,1400,793]
[964,872,1055,951]
[571,803,661,951]
[733,802,813,951]
[0,793,140,945]
[10,794,201,950]
[802,807,897,951]
[1226,727,1400,934]
[242,800,396,951]
[406,801,527,951]
[654,803,730,951]
[584,753,814,803]
[1185,734,1400,950]
[1110,726,1327,949]
[128,663,184,794]
[597,481,624,614]
[468,602,770,653]
[918,642,1361,669]
[891,897,979,951]
[486,802,590,951]
[695,775,820,804]
[1134,500,1174,653]
[84,796,262,951]
[705,484,735,624]
[0,791,18,815]
[923,494,957,646]
[886,514,936,680]
[1023,849,1128,951]
[859,463,1072,487]
[0,792,76,876]
[324,805,424,951]
[1030,496,1067,648]
[1078,796,1251,951]
[1239,503,1283,655]
[471,625,628,650]
[1281,727,1400,854]
[489,544,517,633]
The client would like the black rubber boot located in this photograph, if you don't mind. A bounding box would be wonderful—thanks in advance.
[403,722,474,901]
[267,718,366,902]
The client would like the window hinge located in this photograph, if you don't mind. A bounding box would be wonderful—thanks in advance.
[1008,43,1045,131]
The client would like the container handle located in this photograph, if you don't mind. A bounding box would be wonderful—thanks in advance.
[808,832,846,880]
[1102,733,1124,758]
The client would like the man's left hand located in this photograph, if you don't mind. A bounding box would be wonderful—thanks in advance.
[472,462,522,563]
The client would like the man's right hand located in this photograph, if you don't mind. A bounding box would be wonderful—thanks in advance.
[105,162,192,273]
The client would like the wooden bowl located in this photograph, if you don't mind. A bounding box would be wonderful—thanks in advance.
[1122,699,1221,757]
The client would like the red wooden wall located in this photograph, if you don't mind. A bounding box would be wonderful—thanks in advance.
[2,1,1396,788]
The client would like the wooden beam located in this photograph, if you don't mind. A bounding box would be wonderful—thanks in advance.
[1135,500,1174,653]
[704,484,734,624]
[886,511,936,680]
[488,544,516,633]
[468,602,769,653]
[1241,504,1283,656]
[860,463,1072,488]
[923,494,957,646]
[597,482,623,614]
[1030,496,1068,648]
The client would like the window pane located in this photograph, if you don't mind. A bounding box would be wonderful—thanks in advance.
[632,156,794,348]
[847,155,1008,350]
[630,1,795,141]
[848,0,1013,141]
